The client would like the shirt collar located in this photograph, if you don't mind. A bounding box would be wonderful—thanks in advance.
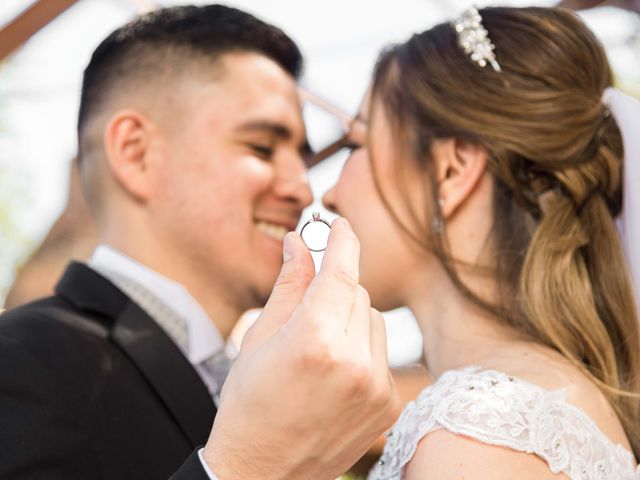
[88,244,224,364]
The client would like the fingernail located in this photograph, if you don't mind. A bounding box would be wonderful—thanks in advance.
[283,232,294,263]
[332,217,350,229]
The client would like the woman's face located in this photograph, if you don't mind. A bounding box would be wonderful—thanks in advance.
[322,92,434,311]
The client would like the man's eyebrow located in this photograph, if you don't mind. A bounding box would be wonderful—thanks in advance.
[236,120,312,157]
[237,120,290,138]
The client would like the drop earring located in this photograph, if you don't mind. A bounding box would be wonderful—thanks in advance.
[432,198,446,234]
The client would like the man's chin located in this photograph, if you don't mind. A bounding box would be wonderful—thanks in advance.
[250,274,281,308]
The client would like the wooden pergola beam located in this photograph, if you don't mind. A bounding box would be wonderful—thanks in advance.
[556,0,640,12]
[0,0,79,62]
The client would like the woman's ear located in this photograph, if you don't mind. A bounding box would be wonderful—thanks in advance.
[103,110,154,202]
[431,138,488,218]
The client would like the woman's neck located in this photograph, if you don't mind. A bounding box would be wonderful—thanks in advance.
[406,276,523,379]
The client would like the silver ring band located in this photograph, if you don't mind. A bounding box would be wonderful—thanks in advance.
[300,212,331,252]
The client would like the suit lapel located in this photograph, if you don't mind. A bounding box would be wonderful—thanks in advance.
[56,262,216,447]
[111,301,216,446]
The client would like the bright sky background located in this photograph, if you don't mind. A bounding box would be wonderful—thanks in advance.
[0,0,638,364]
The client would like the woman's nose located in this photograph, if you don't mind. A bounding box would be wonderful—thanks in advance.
[322,186,338,214]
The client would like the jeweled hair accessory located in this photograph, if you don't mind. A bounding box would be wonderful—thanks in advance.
[453,7,502,73]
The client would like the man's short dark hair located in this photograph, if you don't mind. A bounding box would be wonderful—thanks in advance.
[77,4,303,153]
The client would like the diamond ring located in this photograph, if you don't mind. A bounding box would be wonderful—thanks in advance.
[300,212,331,252]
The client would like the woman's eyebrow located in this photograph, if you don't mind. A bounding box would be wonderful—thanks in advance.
[352,113,368,126]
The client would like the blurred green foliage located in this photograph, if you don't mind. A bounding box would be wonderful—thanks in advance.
[0,163,33,307]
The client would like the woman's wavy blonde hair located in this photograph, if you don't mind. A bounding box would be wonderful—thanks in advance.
[369,6,640,457]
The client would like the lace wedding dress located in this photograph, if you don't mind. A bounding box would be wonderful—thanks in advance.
[368,366,639,480]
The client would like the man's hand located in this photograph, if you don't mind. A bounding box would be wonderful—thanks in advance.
[202,218,401,480]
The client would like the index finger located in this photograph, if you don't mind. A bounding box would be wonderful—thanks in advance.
[301,218,360,324]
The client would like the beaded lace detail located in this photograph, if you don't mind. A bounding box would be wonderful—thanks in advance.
[368,367,639,480]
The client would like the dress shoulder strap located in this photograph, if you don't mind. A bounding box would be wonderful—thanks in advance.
[369,367,638,480]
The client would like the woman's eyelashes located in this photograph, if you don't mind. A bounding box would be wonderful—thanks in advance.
[345,126,366,152]
[344,140,362,152]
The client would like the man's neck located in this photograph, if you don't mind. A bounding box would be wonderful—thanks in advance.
[180,277,244,340]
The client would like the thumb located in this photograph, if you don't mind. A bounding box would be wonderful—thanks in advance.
[240,231,314,352]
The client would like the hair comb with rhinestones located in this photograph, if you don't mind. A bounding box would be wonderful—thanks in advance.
[452,7,502,73]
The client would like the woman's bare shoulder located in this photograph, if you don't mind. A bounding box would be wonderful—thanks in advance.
[404,428,567,480]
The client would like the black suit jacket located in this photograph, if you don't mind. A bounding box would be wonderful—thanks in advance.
[0,262,214,479]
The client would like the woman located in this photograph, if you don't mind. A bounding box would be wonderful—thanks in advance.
[321,6,640,479]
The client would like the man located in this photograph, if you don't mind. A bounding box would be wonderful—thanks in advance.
[0,5,398,480]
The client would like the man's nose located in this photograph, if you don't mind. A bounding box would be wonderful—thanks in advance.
[275,169,313,208]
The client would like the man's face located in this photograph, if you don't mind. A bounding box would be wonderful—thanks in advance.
[149,52,312,308]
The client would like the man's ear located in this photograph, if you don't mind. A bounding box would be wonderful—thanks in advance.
[103,110,154,202]
[431,138,488,219]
